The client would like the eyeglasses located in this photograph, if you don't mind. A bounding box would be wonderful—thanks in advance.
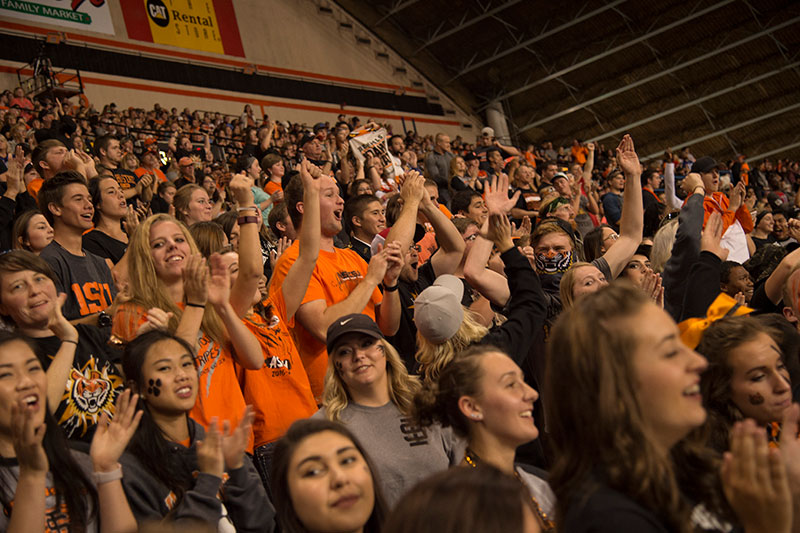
[603,233,619,242]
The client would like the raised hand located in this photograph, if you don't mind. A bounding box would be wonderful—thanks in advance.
[89,389,143,472]
[11,401,47,474]
[197,419,225,480]
[221,406,254,470]
[730,180,746,211]
[206,253,231,308]
[701,211,729,261]
[640,271,663,307]
[789,219,800,243]
[484,174,520,216]
[229,172,255,206]
[182,254,209,306]
[270,236,292,269]
[482,214,514,252]
[399,170,425,205]
[366,244,390,285]
[680,172,704,197]
[721,419,792,533]
[4,145,24,198]
[136,307,174,336]
[47,293,78,343]
[615,134,641,177]
[779,403,800,499]
[299,159,321,191]
[382,240,403,285]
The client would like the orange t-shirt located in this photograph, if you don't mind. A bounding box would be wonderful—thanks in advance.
[27,177,43,201]
[112,302,253,452]
[701,192,754,234]
[269,241,382,401]
[135,166,167,183]
[571,145,588,165]
[237,293,317,447]
[264,180,283,199]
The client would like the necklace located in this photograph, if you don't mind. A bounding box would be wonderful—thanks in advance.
[463,448,555,531]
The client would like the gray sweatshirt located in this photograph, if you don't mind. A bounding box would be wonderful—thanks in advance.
[315,402,464,508]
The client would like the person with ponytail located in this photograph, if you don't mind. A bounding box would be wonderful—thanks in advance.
[413,343,554,531]
[0,331,140,532]
[119,330,274,530]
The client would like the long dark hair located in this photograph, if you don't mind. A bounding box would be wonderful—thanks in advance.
[545,284,725,532]
[0,332,98,531]
[270,419,387,533]
[696,315,783,453]
[122,330,198,507]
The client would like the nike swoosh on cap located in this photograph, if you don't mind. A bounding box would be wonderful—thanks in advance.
[340,318,353,326]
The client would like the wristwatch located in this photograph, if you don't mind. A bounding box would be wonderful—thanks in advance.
[97,311,113,328]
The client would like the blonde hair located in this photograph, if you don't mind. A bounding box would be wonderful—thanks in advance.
[651,218,678,274]
[559,261,594,310]
[322,338,420,422]
[416,309,488,384]
[126,213,227,343]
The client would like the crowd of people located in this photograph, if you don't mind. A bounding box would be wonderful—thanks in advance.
[1,84,800,532]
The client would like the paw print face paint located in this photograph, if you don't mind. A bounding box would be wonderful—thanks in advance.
[147,378,162,397]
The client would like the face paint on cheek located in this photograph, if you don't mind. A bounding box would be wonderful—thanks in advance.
[748,392,765,405]
[147,378,162,397]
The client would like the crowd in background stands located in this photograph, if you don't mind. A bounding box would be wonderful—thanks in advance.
[1,85,800,533]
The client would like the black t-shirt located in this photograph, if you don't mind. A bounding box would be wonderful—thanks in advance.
[110,167,139,194]
[150,194,171,214]
[82,229,127,265]
[39,241,117,320]
[563,480,670,533]
[29,325,123,443]
[387,260,437,372]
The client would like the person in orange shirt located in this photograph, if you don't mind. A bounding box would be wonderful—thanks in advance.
[220,163,320,486]
[134,149,167,186]
[270,170,403,402]
[112,214,265,452]
[261,153,285,199]
[570,140,589,166]
[691,156,753,263]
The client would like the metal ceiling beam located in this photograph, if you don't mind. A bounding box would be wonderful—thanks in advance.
[414,0,523,55]
[589,59,800,142]
[518,15,800,135]
[639,101,800,161]
[480,0,735,110]
[447,0,626,83]
[747,140,800,162]
[374,0,421,26]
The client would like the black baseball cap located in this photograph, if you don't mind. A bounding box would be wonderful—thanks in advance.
[691,156,718,174]
[326,313,384,353]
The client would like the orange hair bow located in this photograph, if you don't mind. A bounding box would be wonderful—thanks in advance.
[678,293,753,349]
